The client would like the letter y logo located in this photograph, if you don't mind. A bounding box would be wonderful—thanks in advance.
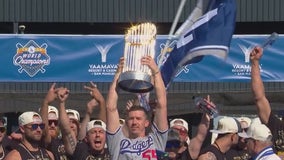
[238,44,253,63]
[95,43,114,63]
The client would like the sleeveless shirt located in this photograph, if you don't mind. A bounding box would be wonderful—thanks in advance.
[199,144,227,160]
[16,143,52,160]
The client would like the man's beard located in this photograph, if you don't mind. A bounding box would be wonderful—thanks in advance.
[49,128,59,138]
[26,134,41,145]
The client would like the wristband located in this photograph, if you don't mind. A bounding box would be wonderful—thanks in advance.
[152,70,160,76]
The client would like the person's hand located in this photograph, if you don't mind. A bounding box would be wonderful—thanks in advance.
[86,98,99,115]
[84,82,104,103]
[9,132,22,141]
[250,46,263,62]
[125,98,140,111]
[57,87,69,102]
[125,99,134,110]
[43,83,58,105]
[112,57,124,88]
[202,95,217,120]
[167,152,177,159]
[141,56,159,75]
[116,57,124,75]
[204,95,216,109]
[177,145,187,154]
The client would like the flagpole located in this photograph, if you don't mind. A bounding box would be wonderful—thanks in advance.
[158,0,210,68]
[158,0,187,68]
[169,0,187,39]
[174,0,209,37]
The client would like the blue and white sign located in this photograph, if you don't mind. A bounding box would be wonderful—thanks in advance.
[0,34,283,82]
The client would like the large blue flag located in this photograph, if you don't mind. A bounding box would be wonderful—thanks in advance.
[160,0,236,88]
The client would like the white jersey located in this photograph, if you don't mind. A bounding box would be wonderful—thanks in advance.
[255,147,281,160]
[107,123,168,160]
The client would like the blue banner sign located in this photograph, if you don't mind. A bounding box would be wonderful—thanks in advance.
[0,34,283,82]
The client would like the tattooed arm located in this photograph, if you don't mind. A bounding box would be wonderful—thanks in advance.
[57,87,78,155]
[198,152,217,160]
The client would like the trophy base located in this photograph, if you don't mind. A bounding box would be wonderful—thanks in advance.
[118,71,153,93]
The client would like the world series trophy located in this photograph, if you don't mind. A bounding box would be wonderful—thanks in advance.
[118,23,157,93]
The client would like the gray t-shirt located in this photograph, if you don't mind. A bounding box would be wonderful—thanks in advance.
[107,123,168,160]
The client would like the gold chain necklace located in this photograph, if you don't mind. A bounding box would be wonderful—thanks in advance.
[20,143,44,159]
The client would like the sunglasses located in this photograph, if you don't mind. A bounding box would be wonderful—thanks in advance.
[48,120,58,126]
[26,123,45,130]
[0,127,6,133]
[173,128,188,135]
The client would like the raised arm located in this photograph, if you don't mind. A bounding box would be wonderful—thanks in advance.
[141,56,168,131]
[40,83,58,146]
[57,87,77,155]
[78,98,98,141]
[187,95,211,159]
[106,57,124,133]
[78,82,105,140]
[250,46,271,124]
[188,113,210,159]
[84,82,106,122]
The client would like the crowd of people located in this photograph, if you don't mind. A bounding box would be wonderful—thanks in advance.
[0,48,283,160]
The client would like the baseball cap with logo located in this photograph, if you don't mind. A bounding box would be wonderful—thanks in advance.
[48,106,58,120]
[238,123,272,141]
[237,117,251,129]
[66,109,80,122]
[87,120,106,132]
[210,116,242,134]
[170,118,189,131]
[18,111,42,126]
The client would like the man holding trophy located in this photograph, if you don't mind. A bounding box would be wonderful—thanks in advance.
[106,23,168,160]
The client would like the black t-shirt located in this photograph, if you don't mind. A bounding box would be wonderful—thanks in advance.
[199,144,226,160]
[225,148,251,160]
[177,149,193,160]
[72,140,110,160]
[47,138,69,160]
[267,112,284,153]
